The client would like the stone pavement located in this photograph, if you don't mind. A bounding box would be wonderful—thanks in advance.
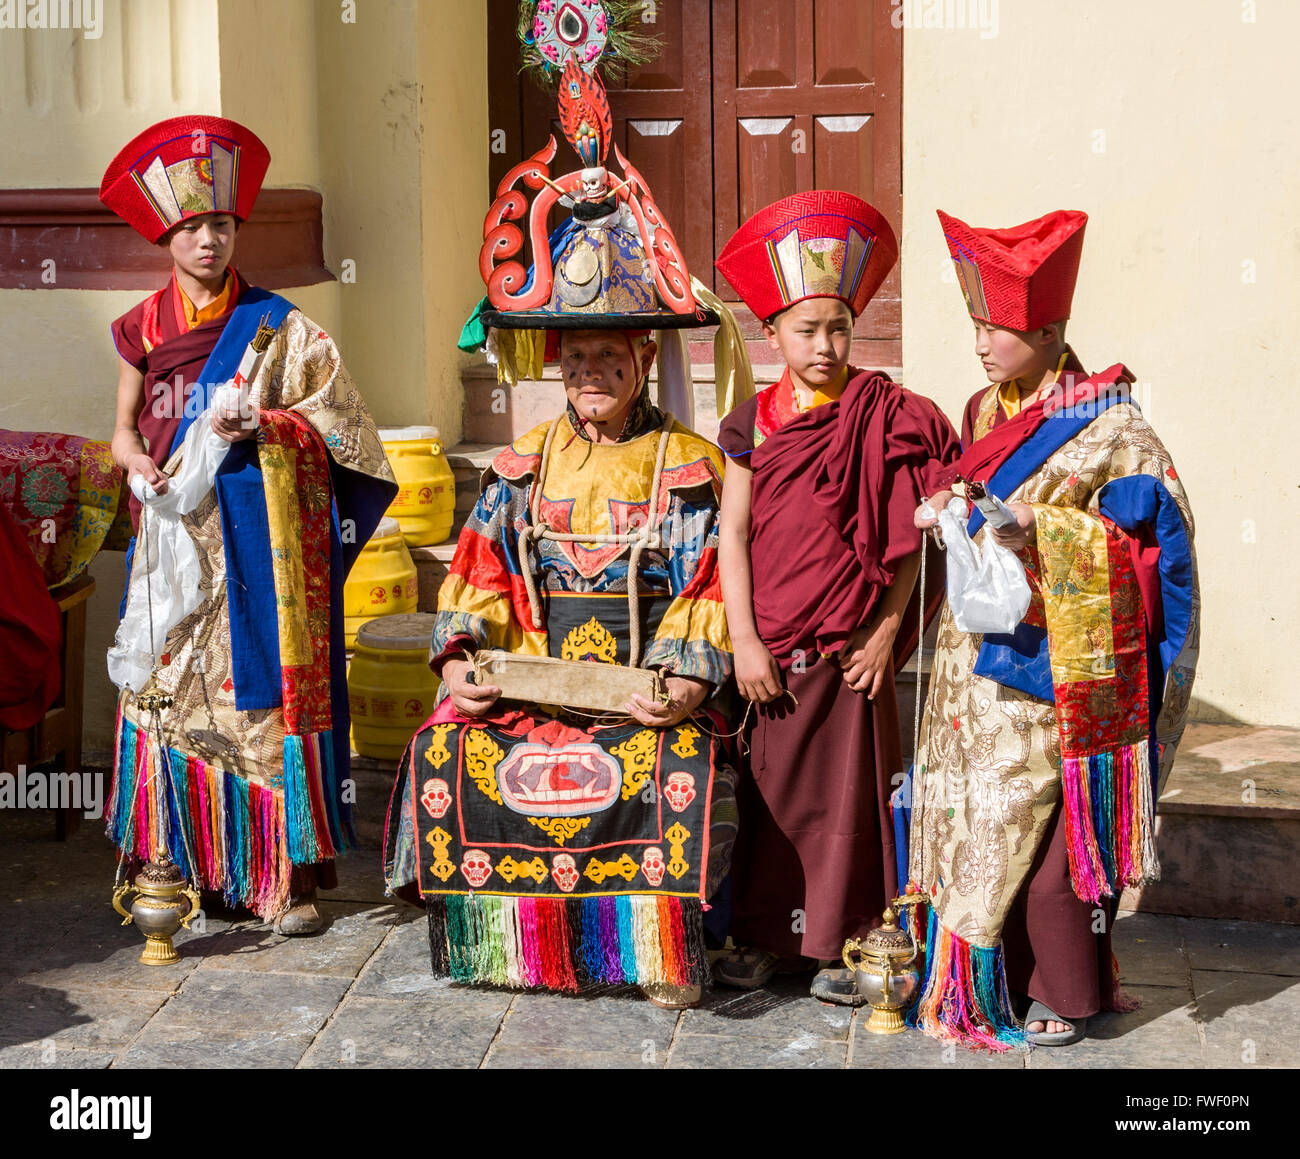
[2,764,1297,1070]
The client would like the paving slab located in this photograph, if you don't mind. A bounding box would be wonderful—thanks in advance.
[1111,910,1191,988]
[679,977,852,1042]
[0,984,165,1050]
[1193,970,1300,1067]
[1180,917,1300,977]
[192,901,402,977]
[491,989,678,1056]
[1027,984,1204,1069]
[352,915,458,998]
[114,1025,318,1069]
[667,1033,847,1069]
[12,938,198,995]
[301,993,509,1069]
[139,969,351,1036]
[0,1044,117,1069]
[485,1043,663,1069]
[850,1025,1028,1069]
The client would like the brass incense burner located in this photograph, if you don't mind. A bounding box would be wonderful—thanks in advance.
[842,892,927,1035]
[112,855,202,967]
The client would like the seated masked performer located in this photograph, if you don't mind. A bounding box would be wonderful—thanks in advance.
[384,37,737,1010]
[910,210,1200,1048]
[711,192,960,1003]
[102,116,397,934]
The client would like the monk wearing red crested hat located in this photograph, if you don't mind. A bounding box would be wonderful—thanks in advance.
[712,191,960,1003]
[101,116,397,935]
[909,209,1200,1049]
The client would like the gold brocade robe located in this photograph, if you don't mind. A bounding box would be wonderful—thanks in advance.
[910,390,1200,949]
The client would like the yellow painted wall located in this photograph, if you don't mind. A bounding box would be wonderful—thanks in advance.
[416,0,490,444]
[901,0,1300,725]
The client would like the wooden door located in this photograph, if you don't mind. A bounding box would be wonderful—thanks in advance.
[486,0,901,367]
[712,0,901,365]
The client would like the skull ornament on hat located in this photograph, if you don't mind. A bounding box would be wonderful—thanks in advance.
[937,208,1087,331]
[714,190,899,322]
[99,115,270,242]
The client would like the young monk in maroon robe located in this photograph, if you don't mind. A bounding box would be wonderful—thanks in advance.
[713,192,959,1002]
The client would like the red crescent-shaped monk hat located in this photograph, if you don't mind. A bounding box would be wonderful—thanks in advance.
[715,190,898,321]
[100,115,270,243]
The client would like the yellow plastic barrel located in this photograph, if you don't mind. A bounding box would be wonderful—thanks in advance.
[379,425,456,547]
[343,516,418,648]
[348,613,440,760]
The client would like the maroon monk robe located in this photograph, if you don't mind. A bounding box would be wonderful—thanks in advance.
[952,353,1122,1021]
[718,369,959,960]
[111,270,248,532]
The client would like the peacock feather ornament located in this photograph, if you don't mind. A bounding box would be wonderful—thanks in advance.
[517,0,660,85]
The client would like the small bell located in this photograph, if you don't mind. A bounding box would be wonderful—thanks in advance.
[842,905,921,1035]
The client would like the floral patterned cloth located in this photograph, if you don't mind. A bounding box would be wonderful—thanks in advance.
[0,431,130,588]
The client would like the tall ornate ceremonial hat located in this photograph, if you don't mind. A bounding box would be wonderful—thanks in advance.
[100,115,271,243]
[937,208,1088,331]
[478,7,714,333]
[714,191,898,322]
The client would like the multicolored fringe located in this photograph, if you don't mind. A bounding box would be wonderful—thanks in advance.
[108,715,350,919]
[426,894,709,992]
[1106,949,1142,1014]
[908,907,1027,1053]
[1061,738,1158,905]
[282,732,346,863]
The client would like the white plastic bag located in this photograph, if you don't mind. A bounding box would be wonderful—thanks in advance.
[934,496,1031,635]
[108,382,244,692]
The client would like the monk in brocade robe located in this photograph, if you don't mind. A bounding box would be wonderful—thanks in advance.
[712,192,959,1002]
[101,116,396,931]
[384,330,736,1008]
[911,209,1199,1050]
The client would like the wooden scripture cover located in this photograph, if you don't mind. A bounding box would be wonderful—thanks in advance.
[472,650,666,715]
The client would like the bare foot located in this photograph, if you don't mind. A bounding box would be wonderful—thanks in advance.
[1027,1017,1072,1034]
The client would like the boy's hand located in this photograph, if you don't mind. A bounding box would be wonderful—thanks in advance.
[989,501,1036,552]
[125,452,169,495]
[625,675,709,728]
[441,658,501,717]
[212,404,260,443]
[915,490,953,530]
[836,620,895,699]
[734,637,784,704]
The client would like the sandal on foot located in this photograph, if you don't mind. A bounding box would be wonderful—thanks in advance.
[274,892,326,937]
[1024,1000,1086,1046]
[639,982,702,1009]
[810,966,868,1007]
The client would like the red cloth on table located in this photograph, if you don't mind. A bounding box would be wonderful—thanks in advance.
[0,500,62,731]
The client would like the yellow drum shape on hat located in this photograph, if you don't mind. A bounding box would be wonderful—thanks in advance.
[378,426,456,547]
[342,516,418,648]
[348,613,441,761]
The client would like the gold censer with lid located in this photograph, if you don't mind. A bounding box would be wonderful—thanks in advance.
[842,901,923,1035]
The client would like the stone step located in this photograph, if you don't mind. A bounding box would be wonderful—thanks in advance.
[1120,724,1300,925]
